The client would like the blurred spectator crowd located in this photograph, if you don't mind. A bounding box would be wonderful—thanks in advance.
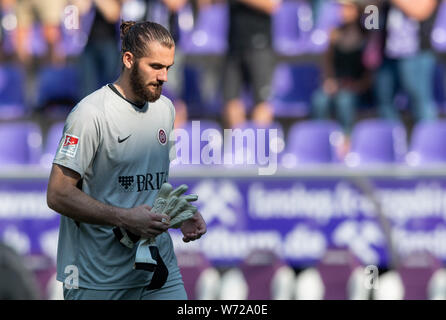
[1,0,446,167]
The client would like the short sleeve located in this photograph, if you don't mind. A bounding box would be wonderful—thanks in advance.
[53,103,102,178]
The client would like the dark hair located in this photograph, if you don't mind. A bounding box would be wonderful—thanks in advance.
[120,20,175,59]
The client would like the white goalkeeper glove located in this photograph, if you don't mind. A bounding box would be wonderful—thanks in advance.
[114,183,199,271]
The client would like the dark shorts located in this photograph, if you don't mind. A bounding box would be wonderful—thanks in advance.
[223,48,276,107]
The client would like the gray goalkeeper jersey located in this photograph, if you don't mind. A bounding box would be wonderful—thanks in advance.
[53,84,180,290]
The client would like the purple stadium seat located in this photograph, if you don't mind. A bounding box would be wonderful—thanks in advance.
[397,251,443,300]
[0,64,27,119]
[272,1,305,56]
[346,119,408,166]
[431,0,446,52]
[223,121,285,167]
[0,122,42,165]
[178,3,228,55]
[314,0,342,31]
[406,120,446,166]
[173,120,223,166]
[272,0,340,56]
[1,9,17,56]
[316,247,363,300]
[307,0,342,53]
[282,120,343,167]
[35,64,80,117]
[176,250,221,300]
[241,250,292,299]
[269,63,321,118]
[220,249,295,300]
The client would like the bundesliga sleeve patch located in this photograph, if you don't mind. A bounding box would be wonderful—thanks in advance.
[59,134,80,158]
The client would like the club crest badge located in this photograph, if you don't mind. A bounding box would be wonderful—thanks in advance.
[158,128,167,145]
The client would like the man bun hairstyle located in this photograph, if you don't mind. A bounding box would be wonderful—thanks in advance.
[120,20,175,59]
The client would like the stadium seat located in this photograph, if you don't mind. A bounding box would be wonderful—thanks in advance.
[296,248,368,300]
[269,63,321,118]
[397,251,444,300]
[178,3,228,55]
[281,120,343,167]
[431,0,446,53]
[223,121,285,168]
[272,0,306,56]
[0,64,27,119]
[0,9,17,56]
[35,64,80,117]
[306,0,342,53]
[173,120,223,167]
[314,0,342,31]
[433,62,446,112]
[272,0,340,56]
[0,122,42,165]
[176,250,221,300]
[345,119,408,166]
[40,121,65,168]
[375,253,446,300]
[406,120,446,166]
[219,249,296,300]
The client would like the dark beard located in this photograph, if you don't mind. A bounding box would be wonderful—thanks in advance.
[129,62,163,103]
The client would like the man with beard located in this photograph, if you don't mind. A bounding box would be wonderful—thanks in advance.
[46,21,206,300]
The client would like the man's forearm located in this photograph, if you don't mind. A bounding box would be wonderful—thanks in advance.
[48,182,126,227]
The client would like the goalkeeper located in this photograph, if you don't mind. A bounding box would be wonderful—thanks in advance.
[46,20,206,300]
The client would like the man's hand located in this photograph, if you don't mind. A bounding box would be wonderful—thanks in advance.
[180,212,206,243]
[121,205,170,239]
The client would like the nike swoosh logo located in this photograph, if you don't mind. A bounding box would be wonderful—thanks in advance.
[118,135,132,143]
